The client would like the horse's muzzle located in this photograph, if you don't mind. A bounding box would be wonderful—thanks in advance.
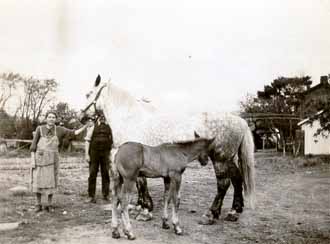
[77,111,88,124]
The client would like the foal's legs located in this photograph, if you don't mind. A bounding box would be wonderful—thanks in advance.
[121,179,136,240]
[111,174,122,239]
[169,173,183,235]
[162,177,171,229]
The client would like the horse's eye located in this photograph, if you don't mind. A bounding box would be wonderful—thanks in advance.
[86,93,90,98]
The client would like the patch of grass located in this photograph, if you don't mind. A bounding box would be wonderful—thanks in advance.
[291,155,330,168]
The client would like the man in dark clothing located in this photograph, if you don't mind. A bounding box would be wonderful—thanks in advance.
[85,114,113,203]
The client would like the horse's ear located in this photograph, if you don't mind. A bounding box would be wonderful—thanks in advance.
[95,74,101,87]
[209,137,216,148]
[194,131,200,138]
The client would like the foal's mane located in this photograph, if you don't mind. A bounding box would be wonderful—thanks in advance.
[162,138,208,148]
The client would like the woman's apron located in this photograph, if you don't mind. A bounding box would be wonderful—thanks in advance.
[32,126,59,195]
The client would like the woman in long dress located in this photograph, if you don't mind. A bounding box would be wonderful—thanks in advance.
[30,111,88,212]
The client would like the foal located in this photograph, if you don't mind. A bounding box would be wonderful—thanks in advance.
[111,137,215,240]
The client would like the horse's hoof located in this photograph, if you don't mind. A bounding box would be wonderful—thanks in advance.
[136,210,153,221]
[224,214,239,221]
[233,205,243,213]
[112,230,121,239]
[224,210,239,222]
[127,235,136,241]
[162,221,170,229]
[124,231,136,240]
[174,226,183,235]
[198,215,215,225]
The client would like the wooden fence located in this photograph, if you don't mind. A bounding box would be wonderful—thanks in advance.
[0,139,85,154]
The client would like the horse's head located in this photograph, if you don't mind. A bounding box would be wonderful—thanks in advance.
[194,131,216,166]
[79,74,107,123]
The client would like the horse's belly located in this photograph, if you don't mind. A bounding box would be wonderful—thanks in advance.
[139,168,162,178]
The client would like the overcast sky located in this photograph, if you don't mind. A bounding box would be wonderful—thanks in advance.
[1,0,330,113]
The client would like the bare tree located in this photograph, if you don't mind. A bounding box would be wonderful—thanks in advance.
[0,72,23,110]
[16,77,58,123]
[0,72,58,140]
[11,75,58,139]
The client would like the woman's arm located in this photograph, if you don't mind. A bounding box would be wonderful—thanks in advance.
[58,124,89,139]
[74,124,89,135]
[30,126,41,152]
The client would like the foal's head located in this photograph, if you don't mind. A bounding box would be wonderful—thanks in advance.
[194,131,216,166]
[175,136,215,166]
[197,138,215,166]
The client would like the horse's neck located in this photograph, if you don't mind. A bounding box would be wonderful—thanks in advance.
[106,84,153,121]
[100,85,206,146]
[109,83,139,109]
[101,97,148,147]
[186,151,200,163]
[181,143,205,163]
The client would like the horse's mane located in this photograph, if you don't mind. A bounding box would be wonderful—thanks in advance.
[108,83,138,106]
[108,82,156,111]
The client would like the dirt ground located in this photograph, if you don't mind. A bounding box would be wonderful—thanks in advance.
[0,151,329,244]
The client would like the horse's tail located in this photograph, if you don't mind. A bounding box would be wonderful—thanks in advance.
[239,127,256,209]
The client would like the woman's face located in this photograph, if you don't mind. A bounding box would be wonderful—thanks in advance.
[46,113,57,126]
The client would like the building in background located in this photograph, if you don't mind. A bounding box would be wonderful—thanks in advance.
[296,76,330,155]
[299,75,330,118]
[298,116,330,155]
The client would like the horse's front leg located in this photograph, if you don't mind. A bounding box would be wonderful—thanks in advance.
[170,173,183,235]
[199,160,230,225]
[162,177,171,229]
[121,179,136,240]
[225,164,244,222]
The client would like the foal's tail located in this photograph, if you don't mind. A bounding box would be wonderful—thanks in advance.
[110,148,123,201]
[239,127,256,209]
[110,148,121,184]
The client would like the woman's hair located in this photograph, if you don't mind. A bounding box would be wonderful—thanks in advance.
[45,110,58,119]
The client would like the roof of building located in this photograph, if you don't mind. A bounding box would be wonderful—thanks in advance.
[304,76,330,95]
[297,110,324,126]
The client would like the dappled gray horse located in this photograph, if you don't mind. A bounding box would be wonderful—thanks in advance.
[80,75,256,225]
[111,137,215,240]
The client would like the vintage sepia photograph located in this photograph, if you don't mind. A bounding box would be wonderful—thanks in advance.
[0,1,329,243]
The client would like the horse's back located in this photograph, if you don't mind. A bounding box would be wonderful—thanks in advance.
[200,113,250,158]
